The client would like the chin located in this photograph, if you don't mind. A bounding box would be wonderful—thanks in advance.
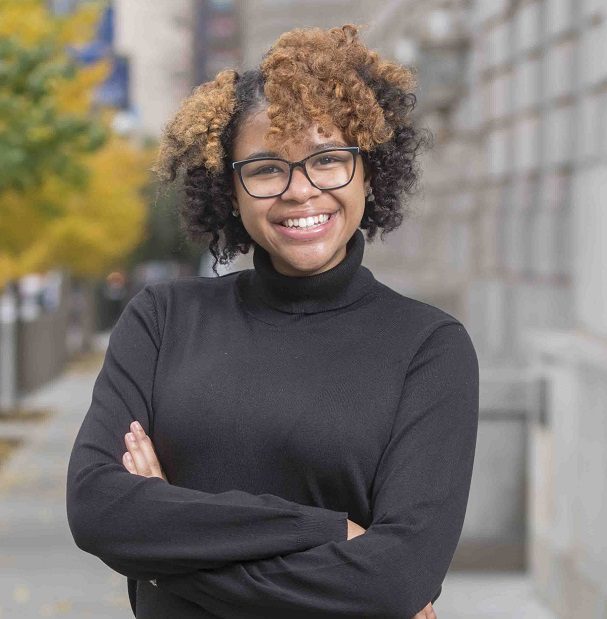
[280,246,342,276]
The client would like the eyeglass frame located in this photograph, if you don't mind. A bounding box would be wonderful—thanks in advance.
[231,146,362,199]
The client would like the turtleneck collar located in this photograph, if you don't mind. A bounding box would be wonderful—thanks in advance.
[236,228,377,318]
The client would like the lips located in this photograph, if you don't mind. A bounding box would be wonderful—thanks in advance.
[272,209,339,240]
[279,213,334,228]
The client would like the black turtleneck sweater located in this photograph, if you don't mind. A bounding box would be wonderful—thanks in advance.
[66,228,479,619]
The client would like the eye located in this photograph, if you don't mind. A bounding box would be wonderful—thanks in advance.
[247,163,285,176]
[317,156,339,165]
[253,165,280,175]
[309,151,350,167]
[314,155,341,166]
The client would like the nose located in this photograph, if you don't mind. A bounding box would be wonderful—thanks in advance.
[280,165,322,201]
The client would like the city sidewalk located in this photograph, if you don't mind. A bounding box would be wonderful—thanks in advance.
[0,332,558,618]
[0,332,131,619]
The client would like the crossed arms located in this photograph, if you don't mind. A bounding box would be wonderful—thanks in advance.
[66,286,478,618]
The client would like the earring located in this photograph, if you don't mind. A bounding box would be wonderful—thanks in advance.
[232,208,240,217]
[366,187,375,203]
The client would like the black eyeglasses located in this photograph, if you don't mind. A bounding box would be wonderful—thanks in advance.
[231,146,361,198]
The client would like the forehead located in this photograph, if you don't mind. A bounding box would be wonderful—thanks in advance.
[234,108,347,160]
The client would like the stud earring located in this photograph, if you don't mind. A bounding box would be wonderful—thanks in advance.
[366,187,375,203]
[232,208,240,217]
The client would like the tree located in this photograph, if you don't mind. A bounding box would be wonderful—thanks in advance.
[0,0,154,414]
[0,0,152,289]
[0,0,108,195]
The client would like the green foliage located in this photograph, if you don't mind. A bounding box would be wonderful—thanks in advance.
[0,35,108,193]
[126,179,203,271]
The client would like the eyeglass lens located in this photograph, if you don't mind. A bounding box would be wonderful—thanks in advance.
[239,150,355,197]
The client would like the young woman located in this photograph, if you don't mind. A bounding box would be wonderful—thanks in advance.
[67,24,479,619]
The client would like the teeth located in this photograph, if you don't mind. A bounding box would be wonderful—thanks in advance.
[281,213,331,228]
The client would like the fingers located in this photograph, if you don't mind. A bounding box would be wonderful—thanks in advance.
[123,421,165,479]
[122,451,137,474]
[411,602,436,619]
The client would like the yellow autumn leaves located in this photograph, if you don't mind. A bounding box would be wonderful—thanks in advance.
[0,0,155,289]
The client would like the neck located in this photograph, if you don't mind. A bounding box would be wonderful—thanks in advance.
[236,228,377,317]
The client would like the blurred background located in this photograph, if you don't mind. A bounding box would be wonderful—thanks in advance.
[1,0,605,617]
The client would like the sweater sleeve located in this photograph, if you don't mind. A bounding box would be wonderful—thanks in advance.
[151,321,479,619]
[65,285,348,582]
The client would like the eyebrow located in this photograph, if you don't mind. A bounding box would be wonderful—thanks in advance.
[242,140,349,160]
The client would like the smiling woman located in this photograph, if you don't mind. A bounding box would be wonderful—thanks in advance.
[229,110,368,276]
[66,23,477,619]
[151,23,432,277]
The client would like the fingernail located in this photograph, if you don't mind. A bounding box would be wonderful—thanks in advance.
[132,421,142,433]
[127,432,136,442]
[125,453,133,462]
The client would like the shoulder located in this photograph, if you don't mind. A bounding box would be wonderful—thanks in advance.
[370,279,461,331]
[143,270,242,307]
[132,271,243,336]
[368,279,477,365]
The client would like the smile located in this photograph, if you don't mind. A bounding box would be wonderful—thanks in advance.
[280,213,333,229]
[273,211,339,239]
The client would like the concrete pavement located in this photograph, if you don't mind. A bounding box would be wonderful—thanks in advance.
[0,332,130,618]
[0,332,558,618]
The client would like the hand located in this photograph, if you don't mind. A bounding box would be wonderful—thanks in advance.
[346,519,366,540]
[123,421,168,482]
[412,601,436,618]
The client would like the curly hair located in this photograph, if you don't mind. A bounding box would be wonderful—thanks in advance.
[152,23,432,275]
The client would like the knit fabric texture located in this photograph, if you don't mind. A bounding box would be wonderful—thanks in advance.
[66,227,479,618]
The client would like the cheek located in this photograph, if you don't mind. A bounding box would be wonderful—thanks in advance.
[235,196,276,230]
[347,183,367,212]
[331,182,365,210]
[232,182,254,213]
[232,176,245,201]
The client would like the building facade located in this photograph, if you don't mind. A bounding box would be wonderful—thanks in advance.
[367,0,607,615]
